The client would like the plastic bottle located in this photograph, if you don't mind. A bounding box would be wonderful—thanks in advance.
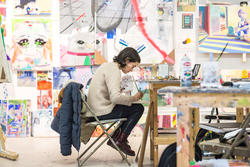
[180,54,192,87]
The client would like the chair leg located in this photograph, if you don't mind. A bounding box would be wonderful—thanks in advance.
[103,122,131,166]
[77,121,131,166]
[78,122,117,166]
[78,121,117,161]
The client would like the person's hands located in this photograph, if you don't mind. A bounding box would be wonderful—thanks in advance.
[132,91,144,101]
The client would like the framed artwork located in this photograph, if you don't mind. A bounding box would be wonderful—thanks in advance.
[17,71,36,87]
[177,0,196,12]
[13,0,51,16]
[53,67,75,90]
[182,13,193,29]
[11,19,52,70]
[199,5,250,53]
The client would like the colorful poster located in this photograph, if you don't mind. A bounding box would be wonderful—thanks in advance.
[13,0,51,16]
[182,13,193,29]
[32,109,56,137]
[0,7,6,19]
[158,115,171,128]
[6,100,29,137]
[199,6,250,53]
[53,67,75,90]
[0,100,7,134]
[17,71,36,87]
[52,90,60,117]
[0,7,6,37]
[11,19,52,70]
[75,66,98,94]
[37,71,52,90]
[177,0,196,12]
[37,89,52,109]
[0,0,6,4]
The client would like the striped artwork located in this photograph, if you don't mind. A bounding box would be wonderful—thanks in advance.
[199,35,250,53]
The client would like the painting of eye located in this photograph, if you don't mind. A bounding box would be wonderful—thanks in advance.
[77,40,85,45]
[34,38,47,47]
[17,38,29,47]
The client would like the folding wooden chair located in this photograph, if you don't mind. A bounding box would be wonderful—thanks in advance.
[77,100,131,166]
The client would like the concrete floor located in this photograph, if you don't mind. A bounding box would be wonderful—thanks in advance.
[1,137,165,167]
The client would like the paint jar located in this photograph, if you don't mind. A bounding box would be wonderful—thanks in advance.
[201,61,220,88]
[151,64,158,79]
[241,70,248,78]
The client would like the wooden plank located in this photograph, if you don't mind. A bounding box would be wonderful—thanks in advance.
[154,134,176,145]
[246,108,249,115]
[177,106,191,167]
[174,93,250,108]
[200,140,250,157]
[236,108,244,123]
[194,108,200,138]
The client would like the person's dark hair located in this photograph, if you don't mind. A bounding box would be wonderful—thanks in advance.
[240,1,248,7]
[113,47,141,68]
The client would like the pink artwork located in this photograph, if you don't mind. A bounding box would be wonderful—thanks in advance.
[11,19,52,70]
[37,89,52,110]
[60,30,103,66]
[75,66,98,94]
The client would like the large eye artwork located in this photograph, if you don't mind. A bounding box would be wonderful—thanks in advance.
[17,38,29,47]
[77,40,85,45]
[34,38,47,47]
[76,39,85,49]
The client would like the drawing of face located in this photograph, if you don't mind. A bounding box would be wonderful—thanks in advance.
[11,21,51,70]
[67,31,96,55]
[64,30,102,66]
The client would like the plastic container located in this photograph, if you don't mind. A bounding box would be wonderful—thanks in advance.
[180,54,192,87]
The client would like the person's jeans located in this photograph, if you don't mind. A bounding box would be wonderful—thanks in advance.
[88,104,144,136]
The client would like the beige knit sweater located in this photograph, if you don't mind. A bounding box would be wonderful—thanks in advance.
[86,62,134,117]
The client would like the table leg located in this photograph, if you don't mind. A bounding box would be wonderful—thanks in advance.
[152,89,158,167]
[150,89,155,161]
[177,106,194,167]
[138,102,153,167]
[193,108,200,138]
[189,108,199,161]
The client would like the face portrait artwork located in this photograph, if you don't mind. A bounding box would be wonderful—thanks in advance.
[11,20,52,70]
[61,30,103,66]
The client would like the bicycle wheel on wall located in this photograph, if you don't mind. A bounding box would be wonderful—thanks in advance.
[60,0,92,34]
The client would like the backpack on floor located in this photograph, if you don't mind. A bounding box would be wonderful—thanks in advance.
[158,142,202,167]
